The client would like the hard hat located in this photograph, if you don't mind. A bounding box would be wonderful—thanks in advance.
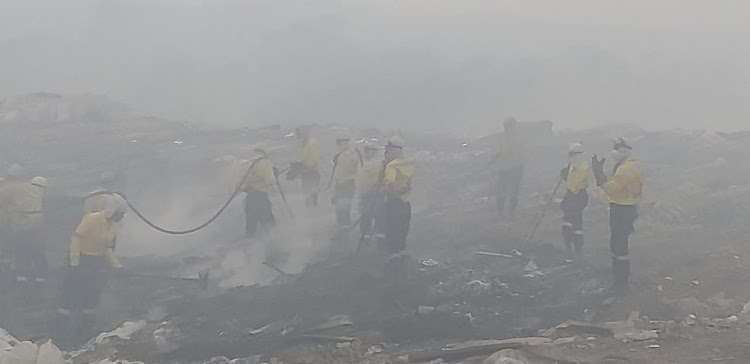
[386,135,405,149]
[7,164,25,179]
[100,171,118,185]
[613,137,632,150]
[105,194,128,218]
[503,117,518,127]
[568,143,584,155]
[30,176,47,189]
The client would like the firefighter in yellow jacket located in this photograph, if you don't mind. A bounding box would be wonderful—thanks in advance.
[232,147,277,237]
[592,138,644,295]
[356,142,384,242]
[374,136,415,255]
[0,165,46,283]
[559,143,590,263]
[56,194,126,341]
[290,126,321,208]
[331,135,362,227]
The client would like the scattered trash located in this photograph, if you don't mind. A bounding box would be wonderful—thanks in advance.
[523,260,538,272]
[418,306,436,315]
[421,259,440,267]
[173,139,184,145]
[648,344,661,349]
[691,280,700,287]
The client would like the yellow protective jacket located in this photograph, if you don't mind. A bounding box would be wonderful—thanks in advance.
[298,138,320,170]
[70,211,121,268]
[496,132,525,170]
[0,180,44,232]
[232,157,276,194]
[603,159,644,206]
[566,162,590,194]
[384,157,415,202]
[357,159,384,194]
[83,189,117,215]
[334,148,362,183]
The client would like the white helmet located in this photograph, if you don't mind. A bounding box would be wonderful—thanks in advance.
[568,142,584,155]
[30,176,47,189]
[386,135,405,149]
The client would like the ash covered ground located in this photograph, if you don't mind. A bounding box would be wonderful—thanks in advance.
[2,94,750,364]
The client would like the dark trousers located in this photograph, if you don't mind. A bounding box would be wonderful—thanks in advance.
[376,197,411,254]
[301,170,320,208]
[561,190,589,256]
[609,203,638,290]
[4,230,47,281]
[333,180,356,226]
[57,256,110,344]
[358,191,381,237]
[244,188,275,238]
[497,165,523,214]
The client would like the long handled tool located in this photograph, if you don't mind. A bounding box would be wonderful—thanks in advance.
[523,178,564,244]
[123,269,210,290]
[275,173,295,219]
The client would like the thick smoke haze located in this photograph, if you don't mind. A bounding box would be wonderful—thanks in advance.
[1,0,748,134]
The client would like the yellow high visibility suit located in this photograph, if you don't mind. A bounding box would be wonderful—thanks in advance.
[357,159,384,193]
[384,157,415,202]
[0,180,44,232]
[298,138,320,170]
[334,148,361,183]
[232,157,276,193]
[566,162,590,194]
[70,212,121,268]
[603,159,643,206]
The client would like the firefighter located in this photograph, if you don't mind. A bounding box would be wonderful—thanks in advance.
[559,143,589,263]
[592,137,644,295]
[56,194,126,342]
[232,147,277,238]
[288,126,320,208]
[356,142,384,244]
[0,165,45,284]
[331,135,362,227]
[375,136,415,255]
[495,117,525,219]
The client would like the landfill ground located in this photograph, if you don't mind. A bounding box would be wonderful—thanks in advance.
[2,93,750,363]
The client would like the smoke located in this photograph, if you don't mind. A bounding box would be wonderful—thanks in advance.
[1,1,749,133]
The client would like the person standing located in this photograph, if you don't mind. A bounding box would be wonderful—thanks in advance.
[356,142,384,245]
[233,147,277,238]
[294,127,320,208]
[559,143,590,263]
[331,135,362,227]
[592,137,644,295]
[495,117,525,218]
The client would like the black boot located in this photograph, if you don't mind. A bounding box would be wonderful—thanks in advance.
[573,234,584,262]
[611,258,630,296]
[77,311,97,344]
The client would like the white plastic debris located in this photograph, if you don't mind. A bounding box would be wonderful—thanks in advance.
[648,344,661,349]
[130,139,138,143]
[173,139,183,145]
[0,328,18,346]
[35,341,64,364]
[418,306,436,315]
[524,260,539,272]
[420,259,439,267]
[691,280,700,286]
[664,276,673,281]
[93,320,147,344]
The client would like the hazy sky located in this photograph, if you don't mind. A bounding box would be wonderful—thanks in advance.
[1,0,748,134]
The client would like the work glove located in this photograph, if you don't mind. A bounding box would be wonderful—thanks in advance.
[591,154,607,186]
[559,164,570,181]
